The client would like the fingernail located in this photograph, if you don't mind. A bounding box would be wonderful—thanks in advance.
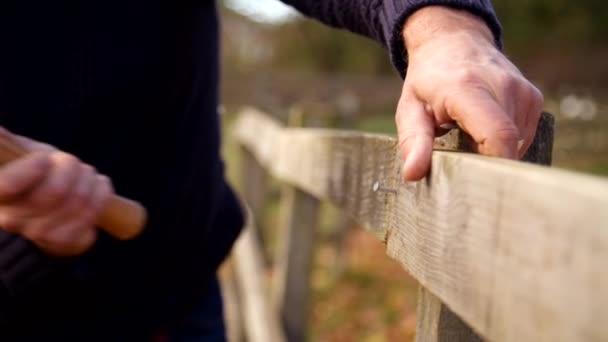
[439,122,458,130]
[517,139,525,152]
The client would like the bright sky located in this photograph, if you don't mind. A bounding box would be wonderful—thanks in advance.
[224,0,298,23]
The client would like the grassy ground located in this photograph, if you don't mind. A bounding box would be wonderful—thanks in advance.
[308,228,418,341]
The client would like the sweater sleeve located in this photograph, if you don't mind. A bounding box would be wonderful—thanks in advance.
[279,0,502,77]
[0,231,66,297]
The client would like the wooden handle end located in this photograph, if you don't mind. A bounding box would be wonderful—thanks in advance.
[97,196,147,240]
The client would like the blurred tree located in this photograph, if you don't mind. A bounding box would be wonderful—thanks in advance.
[493,0,608,51]
[220,1,608,90]
[269,18,394,75]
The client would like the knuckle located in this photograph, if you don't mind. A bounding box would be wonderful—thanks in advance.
[530,86,544,110]
[494,124,520,143]
[52,151,79,165]
[73,186,91,204]
[519,84,544,123]
[82,164,96,174]
[454,68,479,85]
[498,72,519,93]
[45,181,70,203]
[98,175,114,194]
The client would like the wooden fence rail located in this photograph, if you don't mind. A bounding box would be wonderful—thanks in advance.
[231,107,608,342]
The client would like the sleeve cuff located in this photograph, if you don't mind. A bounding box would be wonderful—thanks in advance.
[381,0,503,78]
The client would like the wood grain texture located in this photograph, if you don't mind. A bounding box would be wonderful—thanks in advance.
[272,186,320,342]
[414,112,555,341]
[414,112,555,342]
[234,108,608,342]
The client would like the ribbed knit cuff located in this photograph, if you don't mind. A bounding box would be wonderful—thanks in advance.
[380,0,503,78]
[0,231,63,296]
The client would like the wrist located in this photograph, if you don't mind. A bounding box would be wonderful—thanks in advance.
[403,6,494,54]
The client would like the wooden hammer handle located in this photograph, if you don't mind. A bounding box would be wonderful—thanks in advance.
[0,130,146,240]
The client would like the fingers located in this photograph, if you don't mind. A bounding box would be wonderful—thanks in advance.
[396,88,435,181]
[13,134,56,153]
[0,147,110,256]
[0,153,51,202]
[516,84,544,158]
[27,152,81,211]
[22,164,97,238]
[20,163,109,256]
[398,78,543,183]
[444,88,521,159]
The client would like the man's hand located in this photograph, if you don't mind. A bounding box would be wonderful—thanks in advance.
[397,6,543,181]
[0,130,112,256]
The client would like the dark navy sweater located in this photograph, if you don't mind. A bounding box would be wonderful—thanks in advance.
[0,0,500,338]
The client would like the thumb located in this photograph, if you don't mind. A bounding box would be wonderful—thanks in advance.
[396,89,435,181]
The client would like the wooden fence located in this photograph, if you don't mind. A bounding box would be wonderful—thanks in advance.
[226,107,608,342]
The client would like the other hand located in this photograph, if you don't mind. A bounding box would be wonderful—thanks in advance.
[0,130,113,256]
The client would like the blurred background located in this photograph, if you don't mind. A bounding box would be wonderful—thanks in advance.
[218,1,608,340]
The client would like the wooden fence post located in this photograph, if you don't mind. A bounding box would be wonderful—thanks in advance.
[234,214,286,342]
[272,186,319,342]
[230,128,280,341]
[221,265,245,342]
[240,146,269,262]
[415,112,555,342]
[271,106,320,342]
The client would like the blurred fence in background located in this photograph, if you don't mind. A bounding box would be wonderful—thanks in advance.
[222,72,608,175]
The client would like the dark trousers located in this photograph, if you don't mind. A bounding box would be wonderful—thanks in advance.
[156,276,226,342]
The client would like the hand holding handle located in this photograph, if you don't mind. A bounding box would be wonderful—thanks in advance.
[0,131,147,240]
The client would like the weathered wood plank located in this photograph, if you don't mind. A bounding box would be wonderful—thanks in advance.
[271,108,320,342]
[240,147,268,226]
[240,146,270,265]
[414,112,555,342]
[220,266,245,342]
[272,186,320,342]
[416,285,443,342]
[234,108,608,342]
[233,209,286,342]
[387,151,608,342]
